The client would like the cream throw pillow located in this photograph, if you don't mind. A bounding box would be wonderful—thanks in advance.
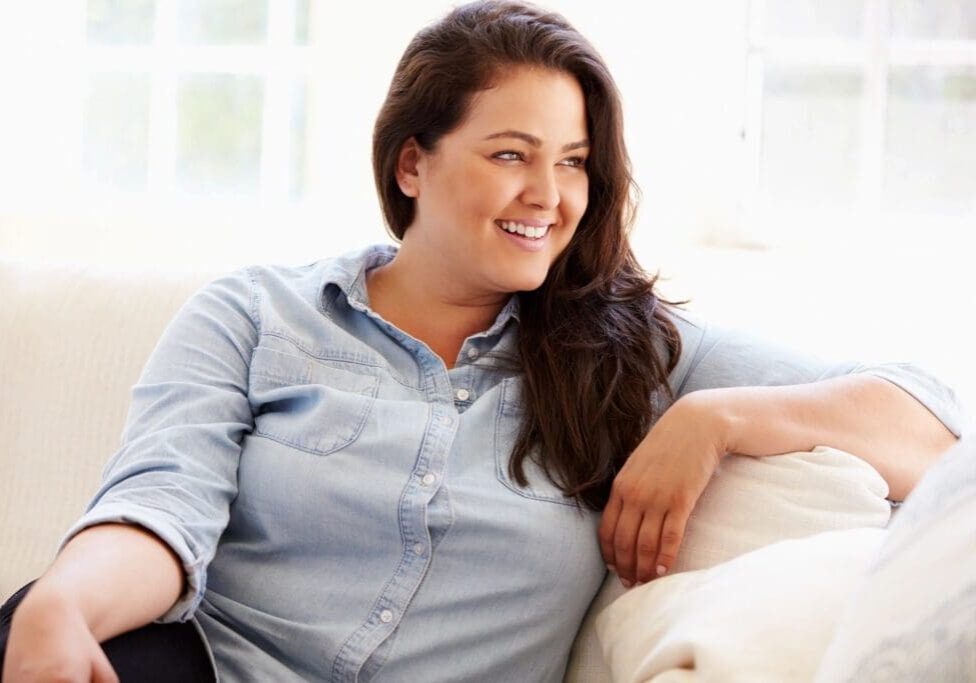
[595,527,886,683]
[563,447,890,683]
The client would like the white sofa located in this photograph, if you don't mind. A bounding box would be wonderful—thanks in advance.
[2,258,971,682]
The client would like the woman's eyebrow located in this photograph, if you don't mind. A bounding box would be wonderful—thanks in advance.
[483,130,589,152]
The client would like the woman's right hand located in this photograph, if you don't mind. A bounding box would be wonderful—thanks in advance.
[3,584,118,683]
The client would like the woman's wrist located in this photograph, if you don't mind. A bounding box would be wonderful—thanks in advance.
[675,387,741,458]
[11,578,89,633]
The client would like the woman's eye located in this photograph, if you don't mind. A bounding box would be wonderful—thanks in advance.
[493,151,524,162]
[560,156,586,168]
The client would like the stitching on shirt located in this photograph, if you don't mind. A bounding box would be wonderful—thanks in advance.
[261,329,419,390]
[250,368,379,456]
[261,329,381,366]
[245,265,262,338]
[249,430,363,457]
[251,382,374,455]
[245,266,261,398]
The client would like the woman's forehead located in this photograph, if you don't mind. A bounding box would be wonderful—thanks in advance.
[457,68,588,145]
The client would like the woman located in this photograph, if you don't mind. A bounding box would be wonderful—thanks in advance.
[1,2,961,681]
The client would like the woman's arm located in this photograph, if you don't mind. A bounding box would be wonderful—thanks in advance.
[599,358,961,588]
[3,524,183,682]
[18,524,183,641]
[705,373,958,501]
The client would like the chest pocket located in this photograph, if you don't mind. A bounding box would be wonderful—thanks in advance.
[493,377,576,507]
[249,347,379,456]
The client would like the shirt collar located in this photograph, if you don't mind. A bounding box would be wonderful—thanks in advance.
[318,243,521,334]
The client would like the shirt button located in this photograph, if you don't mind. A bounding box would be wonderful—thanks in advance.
[467,348,479,360]
[455,388,470,401]
[412,542,425,556]
[421,473,436,486]
[380,609,394,623]
[439,415,453,427]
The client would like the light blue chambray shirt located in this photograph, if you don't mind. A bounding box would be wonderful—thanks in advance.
[65,243,964,682]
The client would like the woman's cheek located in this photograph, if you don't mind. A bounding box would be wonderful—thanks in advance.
[564,175,589,225]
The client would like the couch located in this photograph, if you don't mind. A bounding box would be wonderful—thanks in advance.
[2,258,972,682]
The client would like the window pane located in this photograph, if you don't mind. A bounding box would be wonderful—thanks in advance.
[760,68,862,209]
[178,0,268,44]
[83,72,150,189]
[891,0,976,40]
[176,74,264,195]
[762,0,863,39]
[885,67,976,215]
[87,0,155,44]
[295,0,310,44]
[291,80,307,198]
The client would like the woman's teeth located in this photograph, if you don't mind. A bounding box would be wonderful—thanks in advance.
[498,221,550,239]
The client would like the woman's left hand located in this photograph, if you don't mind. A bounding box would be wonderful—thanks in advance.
[598,390,730,586]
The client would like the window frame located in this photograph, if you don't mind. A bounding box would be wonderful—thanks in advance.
[81,0,309,204]
[742,0,976,247]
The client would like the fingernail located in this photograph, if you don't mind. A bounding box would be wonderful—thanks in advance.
[620,577,633,588]
[656,564,667,576]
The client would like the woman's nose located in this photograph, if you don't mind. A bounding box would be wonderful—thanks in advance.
[521,165,560,210]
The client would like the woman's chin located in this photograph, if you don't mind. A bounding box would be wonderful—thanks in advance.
[503,271,549,294]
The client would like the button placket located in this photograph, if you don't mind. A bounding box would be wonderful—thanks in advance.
[329,307,463,680]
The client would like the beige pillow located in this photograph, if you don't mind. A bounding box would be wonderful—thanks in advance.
[667,445,889,573]
[595,527,886,682]
[563,447,889,682]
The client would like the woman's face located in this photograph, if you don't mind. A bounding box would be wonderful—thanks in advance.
[399,66,590,297]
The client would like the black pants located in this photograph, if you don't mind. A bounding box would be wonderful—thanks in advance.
[0,582,216,682]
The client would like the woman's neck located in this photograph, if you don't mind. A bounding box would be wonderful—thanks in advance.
[365,242,508,367]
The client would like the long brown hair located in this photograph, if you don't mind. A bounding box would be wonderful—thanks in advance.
[373,0,682,510]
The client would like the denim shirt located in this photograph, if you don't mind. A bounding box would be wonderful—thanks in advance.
[65,243,964,682]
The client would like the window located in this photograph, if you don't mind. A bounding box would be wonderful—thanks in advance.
[1,1,970,265]
[0,0,374,268]
[82,0,309,200]
[743,0,976,245]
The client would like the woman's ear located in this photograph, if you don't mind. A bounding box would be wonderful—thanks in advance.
[395,138,423,198]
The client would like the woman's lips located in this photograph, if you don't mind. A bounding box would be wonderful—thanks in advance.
[495,221,549,252]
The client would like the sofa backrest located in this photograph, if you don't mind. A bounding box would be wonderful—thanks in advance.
[0,259,213,597]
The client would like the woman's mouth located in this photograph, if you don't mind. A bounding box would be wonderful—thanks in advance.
[494,220,552,252]
[494,220,551,239]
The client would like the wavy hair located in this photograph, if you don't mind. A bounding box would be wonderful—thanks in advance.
[373,0,682,510]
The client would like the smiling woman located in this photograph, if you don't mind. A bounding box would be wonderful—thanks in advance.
[0,2,965,683]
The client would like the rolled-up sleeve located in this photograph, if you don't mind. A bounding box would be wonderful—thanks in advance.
[668,310,965,439]
[60,268,258,622]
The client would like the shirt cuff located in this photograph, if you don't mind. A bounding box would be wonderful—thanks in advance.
[853,362,966,439]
